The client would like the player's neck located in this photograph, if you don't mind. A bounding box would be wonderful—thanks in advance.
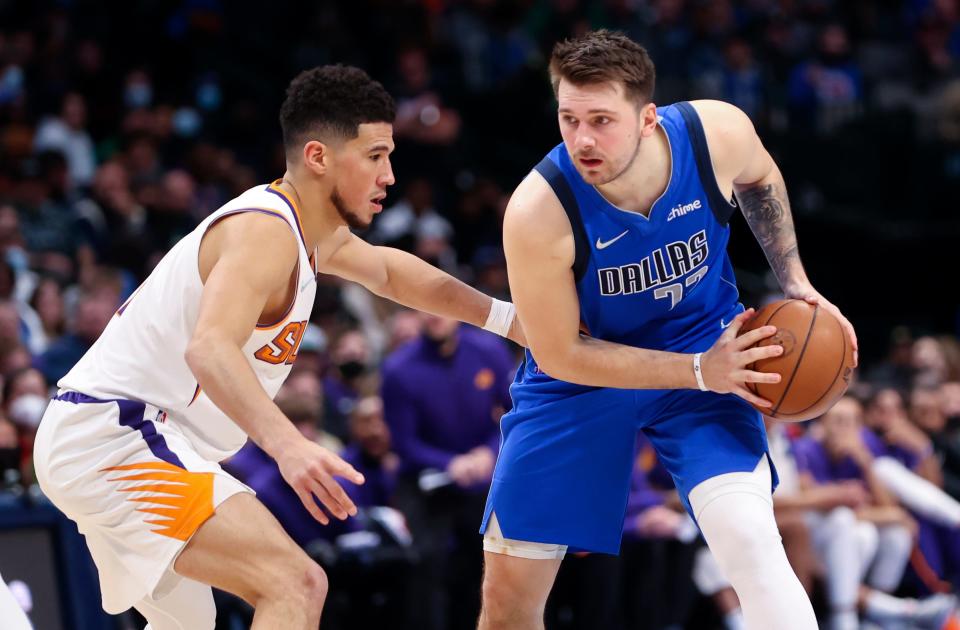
[594,125,671,216]
[277,172,346,251]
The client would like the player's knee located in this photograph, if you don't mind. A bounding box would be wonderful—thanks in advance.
[702,500,781,580]
[480,571,541,626]
[254,549,327,614]
[281,558,327,614]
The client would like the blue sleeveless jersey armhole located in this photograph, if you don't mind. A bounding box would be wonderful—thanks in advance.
[674,102,739,226]
[533,156,590,282]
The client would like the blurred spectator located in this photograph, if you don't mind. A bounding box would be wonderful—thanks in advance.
[867,327,916,391]
[15,150,78,265]
[287,323,327,379]
[914,336,952,386]
[3,366,48,485]
[323,329,377,442]
[276,389,342,454]
[0,416,21,489]
[28,277,65,348]
[382,314,515,630]
[32,92,96,189]
[792,398,918,603]
[392,47,462,147]
[0,344,32,377]
[75,161,150,275]
[788,23,863,133]
[143,169,198,254]
[369,177,453,254]
[34,286,118,385]
[621,438,703,630]
[0,299,22,348]
[385,309,422,353]
[865,386,944,486]
[341,396,399,509]
[712,417,959,630]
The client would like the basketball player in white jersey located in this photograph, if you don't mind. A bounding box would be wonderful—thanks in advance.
[33,65,521,629]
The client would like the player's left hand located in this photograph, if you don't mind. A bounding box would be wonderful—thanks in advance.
[785,285,858,367]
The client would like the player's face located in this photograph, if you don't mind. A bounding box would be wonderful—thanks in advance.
[557,80,653,185]
[330,122,395,229]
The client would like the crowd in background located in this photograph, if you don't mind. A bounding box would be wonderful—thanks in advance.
[1,0,959,628]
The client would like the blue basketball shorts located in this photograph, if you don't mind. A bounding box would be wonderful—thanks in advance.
[480,386,778,554]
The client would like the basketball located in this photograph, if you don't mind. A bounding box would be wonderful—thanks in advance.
[741,299,855,422]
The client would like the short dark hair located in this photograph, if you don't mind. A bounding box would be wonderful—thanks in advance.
[279,65,396,153]
[549,30,656,105]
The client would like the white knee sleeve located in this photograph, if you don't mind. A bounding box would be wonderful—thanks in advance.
[693,547,732,596]
[868,523,913,593]
[691,457,818,630]
[136,577,216,630]
[873,457,960,528]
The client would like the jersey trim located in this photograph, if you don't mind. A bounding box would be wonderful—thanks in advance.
[54,391,185,468]
[533,156,590,282]
[674,102,739,226]
[266,180,309,255]
[202,207,303,331]
[188,383,202,406]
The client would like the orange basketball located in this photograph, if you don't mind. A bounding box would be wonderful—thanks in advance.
[741,299,855,422]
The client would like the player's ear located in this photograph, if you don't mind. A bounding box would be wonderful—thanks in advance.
[639,101,658,137]
[302,140,329,176]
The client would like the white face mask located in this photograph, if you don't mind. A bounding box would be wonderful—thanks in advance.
[9,394,48,430]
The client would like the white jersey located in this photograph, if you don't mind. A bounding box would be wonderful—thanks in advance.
[60,181,317,461]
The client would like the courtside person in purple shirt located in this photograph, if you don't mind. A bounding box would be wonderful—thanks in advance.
[380,312,516,630]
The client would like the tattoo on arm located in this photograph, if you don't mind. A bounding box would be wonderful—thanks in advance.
[736,182,801,286]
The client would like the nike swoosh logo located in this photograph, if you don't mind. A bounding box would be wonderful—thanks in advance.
[720,318,733,329]
[595,230,629,250]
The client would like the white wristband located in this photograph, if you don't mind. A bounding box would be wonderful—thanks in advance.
[483,298,516,338]
[693,352,708,392]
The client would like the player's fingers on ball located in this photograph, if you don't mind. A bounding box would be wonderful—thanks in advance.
[318,474,358,518]
[741,369,781,384]
[734,386,772,408]
[741,344,783,364]
[735,325,778,349]
[296,487,329,525]
[720,309,752,340]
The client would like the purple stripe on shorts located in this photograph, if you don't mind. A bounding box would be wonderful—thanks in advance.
[54,391,185,468]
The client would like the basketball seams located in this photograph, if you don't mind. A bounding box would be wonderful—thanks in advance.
[746,299,794,398]
[787,314,848,417]
[771,303,818,417]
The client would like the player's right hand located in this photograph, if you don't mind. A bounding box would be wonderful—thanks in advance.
[276,437,365,525]
[700,308,784,408]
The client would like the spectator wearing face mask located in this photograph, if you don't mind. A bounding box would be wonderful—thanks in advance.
[323,329,377,442]
[2,366,48,485]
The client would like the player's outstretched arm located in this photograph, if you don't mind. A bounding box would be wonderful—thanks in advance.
[319,230,525,346]
[502,172,783,400]
[693,100,857,365]
[186,213,363,525]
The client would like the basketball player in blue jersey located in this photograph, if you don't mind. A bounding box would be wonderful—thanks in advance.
[478,31,858,630]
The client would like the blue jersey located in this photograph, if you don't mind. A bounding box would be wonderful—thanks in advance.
[517,102,743,398]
